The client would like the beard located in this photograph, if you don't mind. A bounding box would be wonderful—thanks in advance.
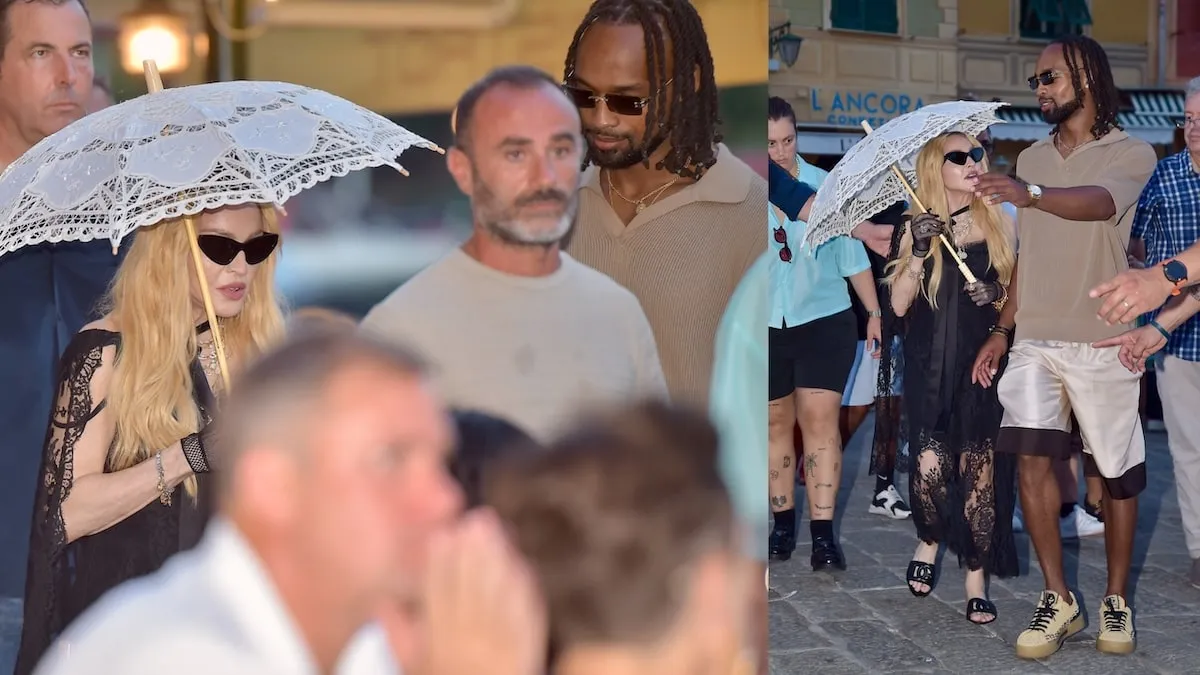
[585,128,667,169]
[1041,96,1083,125]
[472,173,577,247]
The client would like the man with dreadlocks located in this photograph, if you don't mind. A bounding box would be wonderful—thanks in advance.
[562,0,766,406]
[970,35,1155,659]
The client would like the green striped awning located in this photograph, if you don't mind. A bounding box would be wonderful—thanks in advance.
[992,105,1179,145]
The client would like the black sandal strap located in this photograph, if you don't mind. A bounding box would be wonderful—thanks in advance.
[907,561,934,583]
[966,597,998,624]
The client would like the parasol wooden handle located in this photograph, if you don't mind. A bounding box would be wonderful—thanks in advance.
[859,121,978,285]
[143,59,233,391]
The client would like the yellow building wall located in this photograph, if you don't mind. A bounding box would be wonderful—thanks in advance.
[88,0,766,114]
[1090,0,1150,45]
[958,1,1011,36]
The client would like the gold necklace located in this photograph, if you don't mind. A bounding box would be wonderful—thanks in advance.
[1055,133,1081,155]
[605,170,680,214]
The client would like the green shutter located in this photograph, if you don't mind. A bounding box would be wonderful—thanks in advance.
[862,0,899,34]
[1038,0,1064,23]
[831,0,865,31]
[1065,0,1093,26]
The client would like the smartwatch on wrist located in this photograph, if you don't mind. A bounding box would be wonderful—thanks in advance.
[1162,259,1189,296]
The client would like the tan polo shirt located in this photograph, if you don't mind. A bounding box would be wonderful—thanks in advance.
[1014,129,1157,343]
[566,144,768,405]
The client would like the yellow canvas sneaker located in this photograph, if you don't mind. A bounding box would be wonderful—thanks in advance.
[1095,594,1136,654]
[1015,590,1086,659]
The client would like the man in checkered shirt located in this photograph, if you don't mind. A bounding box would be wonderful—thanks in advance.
[1098,76,1200,589]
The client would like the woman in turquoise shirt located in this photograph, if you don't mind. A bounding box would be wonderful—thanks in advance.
[766,97,882,572]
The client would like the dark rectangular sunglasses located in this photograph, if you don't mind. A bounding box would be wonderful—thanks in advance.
[197,233,279,266]
[561,78,673,116]
[944,147,985,166]
[1027,69,1064,91]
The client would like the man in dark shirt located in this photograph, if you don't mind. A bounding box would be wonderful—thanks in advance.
[0,0,121,596]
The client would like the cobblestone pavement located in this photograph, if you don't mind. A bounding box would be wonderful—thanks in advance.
[768,421,1200,674]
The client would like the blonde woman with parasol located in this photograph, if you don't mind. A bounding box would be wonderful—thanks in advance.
[884,131,1018,626]
[14,200,286,672]
[9,62,441,672]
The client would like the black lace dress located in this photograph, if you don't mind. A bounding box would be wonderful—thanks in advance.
[903,241,1017,577]
[15,329,217,674]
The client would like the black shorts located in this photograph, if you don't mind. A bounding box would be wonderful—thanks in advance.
[768,309,858,401]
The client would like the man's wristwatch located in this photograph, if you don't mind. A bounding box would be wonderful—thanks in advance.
[1026,183,1044,208]
[1162,258,1189,296]
[866,309,882,319]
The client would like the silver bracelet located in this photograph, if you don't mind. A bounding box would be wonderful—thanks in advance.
[155,452,173,506]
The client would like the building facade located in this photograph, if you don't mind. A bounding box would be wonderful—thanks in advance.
[958,0,1182,165]
[772,0,1188,164]
[768,0,960,159]
[89,0,766,114]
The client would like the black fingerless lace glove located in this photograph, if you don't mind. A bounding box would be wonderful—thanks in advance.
[181,429,212,474]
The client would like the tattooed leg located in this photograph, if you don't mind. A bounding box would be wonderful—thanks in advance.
[795,388,844,523]
[768,394,798,512]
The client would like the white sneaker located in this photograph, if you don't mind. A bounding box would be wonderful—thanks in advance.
[869,484,912,519]
[1061,504,1105,540]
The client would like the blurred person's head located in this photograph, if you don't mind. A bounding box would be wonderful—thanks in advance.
[87,74,110,112]
[287,306,358,336]
[449,409,539,509]
[488,401,748,675]
[975,127,994,159]
[449,65,582,248]
[886,132,1014,309]
[214,330,463,669]
[102,204,286,496]
[1033,35,1119,138]
[564,0,721,179]
[1183,76,1200,153]
[0,0,92,165]
[767,96,797,170]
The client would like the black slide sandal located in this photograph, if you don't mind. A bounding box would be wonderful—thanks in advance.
[966,597,998,624]
[906,560,936,597]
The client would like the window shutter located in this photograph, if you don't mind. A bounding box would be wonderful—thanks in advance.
[862,0,899,34]
[830,0,866,31]
[1065,0,1093,27]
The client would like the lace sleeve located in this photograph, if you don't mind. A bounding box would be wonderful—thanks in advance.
[15,331,119,675]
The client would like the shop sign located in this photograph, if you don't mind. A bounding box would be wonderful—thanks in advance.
[808,89,926,127]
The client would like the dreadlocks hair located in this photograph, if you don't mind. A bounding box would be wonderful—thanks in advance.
[1051,34,1122,140]
[563,0,721,180]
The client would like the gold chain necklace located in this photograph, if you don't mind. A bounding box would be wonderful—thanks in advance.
[1055,133,1081,155]
[605,169,679,214]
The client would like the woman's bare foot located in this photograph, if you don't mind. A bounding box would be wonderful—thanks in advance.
[908,541,938,595]
[964,568,995,624]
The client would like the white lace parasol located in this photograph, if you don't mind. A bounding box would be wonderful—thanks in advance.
[804,100,1009,250]
[0,80,440,255]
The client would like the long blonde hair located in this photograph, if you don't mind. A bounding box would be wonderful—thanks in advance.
[103,204,286,494]
[886,132,1015,308]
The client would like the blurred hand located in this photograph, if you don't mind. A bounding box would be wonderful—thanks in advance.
[1088,267,1175,325]
[851,221,894,258]
[1091,326,1167,373]
[971,173,1031,208]
[407,509,547,675]
[971,334,1008,388]
[866,318,882,359]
